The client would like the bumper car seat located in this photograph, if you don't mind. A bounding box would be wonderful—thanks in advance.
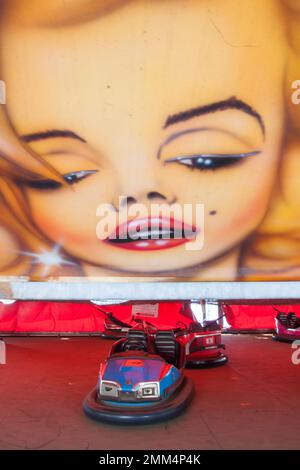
[287,312,299,329]
[154,330,185,369]
[122,329,148,352]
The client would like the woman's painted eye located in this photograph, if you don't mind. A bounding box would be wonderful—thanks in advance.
[164,151,260,171]
[25,170,98,190]
[63,170,98,184]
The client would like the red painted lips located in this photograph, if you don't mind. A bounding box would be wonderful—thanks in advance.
[105,217,198,251]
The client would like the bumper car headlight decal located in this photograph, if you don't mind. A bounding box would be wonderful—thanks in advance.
[136,382,160,399]
[100,380,119,398]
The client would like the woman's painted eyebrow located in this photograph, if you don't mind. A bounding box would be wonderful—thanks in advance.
[21,129,87,143]
[164,96,265,136]
[157,126,262,160]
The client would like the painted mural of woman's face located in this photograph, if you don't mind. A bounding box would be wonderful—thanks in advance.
[0,0,288,277]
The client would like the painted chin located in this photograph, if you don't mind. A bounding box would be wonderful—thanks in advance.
[104,217,199,252]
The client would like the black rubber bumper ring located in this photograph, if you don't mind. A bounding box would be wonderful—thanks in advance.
[272,334,300,343]
[83,376,194,425]
[185,354,228,368]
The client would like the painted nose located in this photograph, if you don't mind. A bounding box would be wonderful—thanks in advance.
[118,191,176,209]
[147,191,167,201]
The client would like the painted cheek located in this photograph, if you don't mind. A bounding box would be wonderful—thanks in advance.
[33,210,97,246]
[225,191,268,235]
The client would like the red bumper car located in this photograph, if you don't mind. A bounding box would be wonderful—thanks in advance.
[176,320,228,367]
[273,310,300,343]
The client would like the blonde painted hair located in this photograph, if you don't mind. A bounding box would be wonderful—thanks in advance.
[241,0,300,279]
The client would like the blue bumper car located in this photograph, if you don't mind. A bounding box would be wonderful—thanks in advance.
[83,327,193,424]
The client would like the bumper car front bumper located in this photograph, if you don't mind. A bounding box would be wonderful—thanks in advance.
[83,376,194,425]
[273,333,300,343]
[186,351,228,368]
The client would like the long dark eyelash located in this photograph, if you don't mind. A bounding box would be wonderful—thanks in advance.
[25,179,62,190]
[165,151,260,171]
[24,170,98,190]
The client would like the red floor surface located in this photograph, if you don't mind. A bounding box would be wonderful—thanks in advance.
[0,335,299,450]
